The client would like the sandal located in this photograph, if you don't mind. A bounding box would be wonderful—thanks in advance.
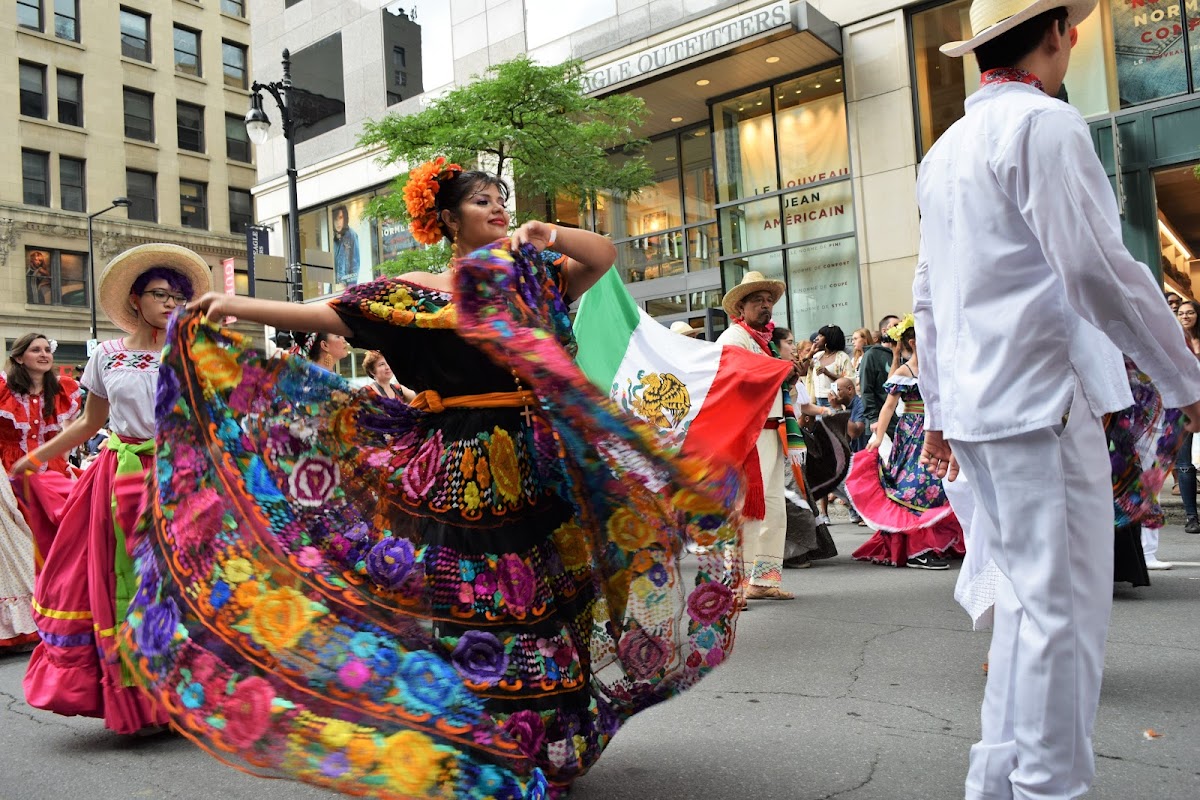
[744,586,795,601]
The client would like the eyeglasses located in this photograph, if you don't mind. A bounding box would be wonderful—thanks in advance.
[142,289,188,306]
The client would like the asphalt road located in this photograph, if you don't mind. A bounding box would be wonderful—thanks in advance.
[2,520,1197,800]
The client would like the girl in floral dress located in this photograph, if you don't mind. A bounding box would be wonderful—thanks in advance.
[12,244,211,733]
[0,333,81,650]
[119,159,744,799]
[845,317,964,569]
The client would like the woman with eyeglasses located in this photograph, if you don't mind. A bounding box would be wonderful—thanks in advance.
[10,244,210,735]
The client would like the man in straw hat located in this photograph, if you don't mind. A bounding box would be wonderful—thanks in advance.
[716,272,829,602]
[914,3,1200,798]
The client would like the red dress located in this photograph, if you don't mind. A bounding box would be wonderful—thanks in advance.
[0,378,80,650]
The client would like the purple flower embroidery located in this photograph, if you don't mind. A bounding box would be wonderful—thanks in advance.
[288,455,339,507]
[320,752,349,778]
[617,628,669,680]
[155,363,181,420]
[686,581,734,625]
[495,554,536,611]
[365,536,416,590]
[450,630,509,686]
[136,597,180,657]
[501,710,546,758]
[401,431,444,500]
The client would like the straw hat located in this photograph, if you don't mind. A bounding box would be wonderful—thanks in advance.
[721,271,785,319]
[99,243,213,333]
[669,321,702,337]
[940,0,1097,57]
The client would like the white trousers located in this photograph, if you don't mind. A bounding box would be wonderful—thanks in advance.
[1140,527,1161,562]
[744,428,786,587]
[951,386,1113,800]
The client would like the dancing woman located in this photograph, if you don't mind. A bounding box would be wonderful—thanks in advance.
[0,334,81,650]
[12,244,210,733]
[120,159,744,798]
[845,315,964,569]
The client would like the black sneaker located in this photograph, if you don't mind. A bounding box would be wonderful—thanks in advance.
[1186,516,1200,535]
[907,554,950,570]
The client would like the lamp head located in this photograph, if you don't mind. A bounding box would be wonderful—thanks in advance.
[112,197,132,209]
[245,93,271,145]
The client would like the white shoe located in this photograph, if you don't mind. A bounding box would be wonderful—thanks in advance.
[816,514,831,526]
[1146,558,1173,570]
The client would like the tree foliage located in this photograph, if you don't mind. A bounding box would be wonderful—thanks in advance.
[359,56,653,275]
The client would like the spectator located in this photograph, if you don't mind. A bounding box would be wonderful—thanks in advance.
[859,314,901,439]
[1166,292,1182,313]
[850,327,874,389]
[1176,300,1200,533]
[810,325,852,408]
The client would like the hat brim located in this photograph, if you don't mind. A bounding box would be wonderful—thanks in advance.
[722,280,785,319]
[940,0,1097,57]
[99,244,214,334]
[677,327,702,337]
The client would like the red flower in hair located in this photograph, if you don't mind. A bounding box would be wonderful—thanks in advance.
[403,156,462,246]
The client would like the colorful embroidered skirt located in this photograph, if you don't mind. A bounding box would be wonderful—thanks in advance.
[120,245,744,799]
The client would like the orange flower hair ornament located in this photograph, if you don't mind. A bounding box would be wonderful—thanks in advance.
[403,156,463,246]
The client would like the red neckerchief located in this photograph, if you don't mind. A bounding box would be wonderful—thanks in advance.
[980,68,1045,93]
[734,318,775,355]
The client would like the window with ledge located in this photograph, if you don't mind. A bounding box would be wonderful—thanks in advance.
[229,188,253,233]
[19,62,47,119]
[22,150,50,206]
[25,247,88,307]
[126,169,157,221]
[17,0,41,30]
[177,102,205,152]
[222,40,247,88]
[57,70,82,126]
[225,114,251,162]
[54,0,78,41]
[221,0,245,17]
[60,156,85,212]
[120,8,150,62]
[174,26,201,77]
[180,180,208,229]
[123,88,154,141]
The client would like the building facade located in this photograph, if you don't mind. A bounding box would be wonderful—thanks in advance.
[2,0,257,368]
[249,0,1200,343]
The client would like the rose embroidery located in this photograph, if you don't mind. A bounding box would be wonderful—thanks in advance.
[135,596,180,657]
[289,455,339,507]
[221,676,275,748]
[402,431,444,500]
[365,537,416,591]
[450,630,509,686]
[617,628,669,680]
[495,554,537,611]
[685,582,734,625]
[501,710,546,758]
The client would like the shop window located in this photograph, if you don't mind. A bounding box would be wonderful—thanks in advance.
[19,61,47,119]
[222,40,248,89]
[229,188,253,234]
[780,182,855,244]
[787,237,862,340]
[60,156,85,212]
[713,86,777,202]
[57,70,82,126]
[226,114,251,162]
[26,247,87,307]
[120,8,151,62]
[774,66,849,188]
[681,126,716,224]
[177,102,205,152]
[174,26,202,77]
[645,294,687,317]
[720,195,784,258]
[124,87,154,141]
[54,0,78,42]
[180,180,208,229]
[616,234,685,284]
[126,169,157,221]
[721,250,789,327]
[290,33,346,143]
[22,150,50,206]
[1110,0,1200,108]
[1153,161,1199,296]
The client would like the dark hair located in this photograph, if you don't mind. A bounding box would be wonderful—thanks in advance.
[877,314,899,331]
[817,324,846,353]
[6,333,62,421]
[306,332,334,361]
[332,204,348,222]
[771,327,793,346]
[974,7,1070,72]
[435,170,509,241]
[1179,300,1200,339]
[131,266,196,300]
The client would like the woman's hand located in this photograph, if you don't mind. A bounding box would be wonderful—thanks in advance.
[509,221,555,253]
[9,455,36,476]
[189,291,239,324]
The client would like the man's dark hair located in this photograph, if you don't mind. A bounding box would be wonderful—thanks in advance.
[974,7,1069,72]
[877,314,899,331]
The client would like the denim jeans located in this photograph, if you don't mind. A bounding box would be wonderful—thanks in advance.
[1176,432,1196,518]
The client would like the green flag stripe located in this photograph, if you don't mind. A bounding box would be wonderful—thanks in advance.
[573,267,640,388]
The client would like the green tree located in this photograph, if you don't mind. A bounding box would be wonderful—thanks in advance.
[359,56,653,275]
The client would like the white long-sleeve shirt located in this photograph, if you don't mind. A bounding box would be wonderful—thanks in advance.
[914,81,1200,442]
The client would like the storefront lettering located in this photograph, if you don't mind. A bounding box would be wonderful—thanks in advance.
[763,205,846,230]
[582,1,790,92]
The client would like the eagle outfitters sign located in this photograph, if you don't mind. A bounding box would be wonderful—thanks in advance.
[581,1,792,93]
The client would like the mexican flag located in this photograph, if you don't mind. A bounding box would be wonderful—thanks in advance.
[574,269,793,466]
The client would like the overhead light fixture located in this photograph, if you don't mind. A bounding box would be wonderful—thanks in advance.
[1160,219,1194,259]
[835,77,842,83]
[765,56,780,64]
[694,129,707,137]
[814,83,822,89]
[696,79,710,86]
[795,89,802,94]
[666,156,676,161]
[671,116,683,123]
[755,101,763,106]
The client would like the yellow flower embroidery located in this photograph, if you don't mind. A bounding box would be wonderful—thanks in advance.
[463,481,480,510]
[553,521,590,571]
[192,340,242,392]
[346,734,379,771]
[381,730,443,795]
[223,557,254,584]
[321,719,355,749]
[607,507,657,551]
[487,427,521,505]
[247,586,316,651]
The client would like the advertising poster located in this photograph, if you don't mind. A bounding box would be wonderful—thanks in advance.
[379,219,417,270]
[331,195,377,287]
[787,237,862,339]
[1110,0,1199,106]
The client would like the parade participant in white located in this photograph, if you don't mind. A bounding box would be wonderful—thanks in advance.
[915,2,1200,798]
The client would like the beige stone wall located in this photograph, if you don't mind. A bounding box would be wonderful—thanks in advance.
[2,1,258,354]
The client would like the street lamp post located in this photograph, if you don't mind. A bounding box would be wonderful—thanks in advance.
[245,49,303,303]
[87,197,132,348]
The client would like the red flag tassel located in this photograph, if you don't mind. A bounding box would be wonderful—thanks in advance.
[742,447,766,520]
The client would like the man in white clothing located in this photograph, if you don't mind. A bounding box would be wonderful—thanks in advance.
[914,2,1200,799]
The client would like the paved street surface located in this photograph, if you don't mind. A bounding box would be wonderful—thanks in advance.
[2,522,1197,800]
